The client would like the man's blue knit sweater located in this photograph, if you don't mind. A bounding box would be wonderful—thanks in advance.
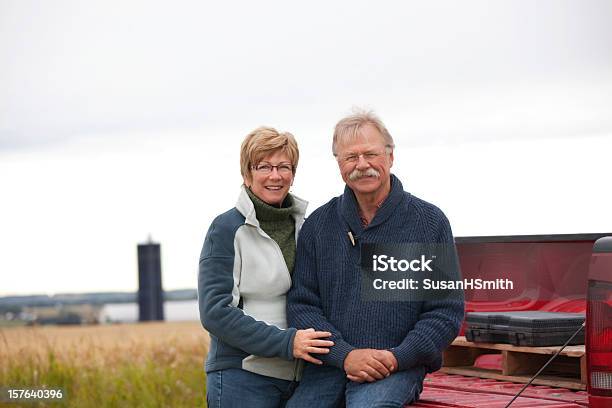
[286,174,464,372]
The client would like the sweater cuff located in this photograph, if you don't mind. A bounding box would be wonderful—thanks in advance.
[390,345,420,371]
[284,328,298,361]
[391,334,443,372]
[324,339,355,369]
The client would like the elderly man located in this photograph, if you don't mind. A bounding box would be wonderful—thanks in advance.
[286,110,464,407]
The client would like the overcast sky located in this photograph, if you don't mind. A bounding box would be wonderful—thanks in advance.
[1,0,611,296]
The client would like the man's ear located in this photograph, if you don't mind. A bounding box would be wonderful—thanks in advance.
[389,150,394,168]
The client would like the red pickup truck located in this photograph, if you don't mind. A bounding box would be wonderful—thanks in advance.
[415,234,612,408]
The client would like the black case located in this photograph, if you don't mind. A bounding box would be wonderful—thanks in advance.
[465,311,585,347]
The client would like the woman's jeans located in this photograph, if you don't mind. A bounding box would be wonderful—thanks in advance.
[206,368,298,408]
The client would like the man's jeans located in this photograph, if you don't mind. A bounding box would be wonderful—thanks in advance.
[286,363,426,408]
[206,368,298,408]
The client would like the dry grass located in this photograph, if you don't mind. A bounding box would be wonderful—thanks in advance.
[0,322,210,408]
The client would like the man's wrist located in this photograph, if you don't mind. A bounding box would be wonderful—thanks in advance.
[390,346,413,371]
[327,340,355,369]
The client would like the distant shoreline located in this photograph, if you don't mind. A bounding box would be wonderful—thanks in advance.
[0,288,197,309]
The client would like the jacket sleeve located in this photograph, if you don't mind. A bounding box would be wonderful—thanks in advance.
[391,212,465,372]
[198,214,296,360]
[287,218,355,369]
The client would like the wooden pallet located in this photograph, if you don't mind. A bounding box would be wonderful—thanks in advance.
[441,336,586,390]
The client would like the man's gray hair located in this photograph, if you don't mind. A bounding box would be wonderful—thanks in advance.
[332,108,395,156]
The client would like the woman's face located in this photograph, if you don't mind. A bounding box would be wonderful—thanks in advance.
[245,150,294,206]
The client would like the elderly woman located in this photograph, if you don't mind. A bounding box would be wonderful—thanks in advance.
[198,127,333,407]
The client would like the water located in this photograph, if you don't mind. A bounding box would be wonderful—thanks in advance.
[101,300,199,323]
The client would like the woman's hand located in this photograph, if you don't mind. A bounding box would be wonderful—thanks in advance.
[293,328,334,365]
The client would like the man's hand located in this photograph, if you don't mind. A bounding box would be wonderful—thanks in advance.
[293,328,334,365]
[344,349,398,383]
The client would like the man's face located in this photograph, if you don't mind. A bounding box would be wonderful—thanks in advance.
[335,124,394,198]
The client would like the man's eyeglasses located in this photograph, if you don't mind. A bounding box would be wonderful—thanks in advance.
[252,163,294,175]
[338,150,387,164]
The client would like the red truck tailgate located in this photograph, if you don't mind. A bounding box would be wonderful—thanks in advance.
[415,372,588,407]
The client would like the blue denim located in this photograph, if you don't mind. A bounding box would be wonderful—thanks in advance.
[286,364,426,408]
[206,368,298,408]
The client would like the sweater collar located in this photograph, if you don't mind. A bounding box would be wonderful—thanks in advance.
[245,186,295,222]
[339,174,408,234]
[236,184,308,228]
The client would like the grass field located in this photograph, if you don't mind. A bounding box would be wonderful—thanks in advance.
[0,321,209,407]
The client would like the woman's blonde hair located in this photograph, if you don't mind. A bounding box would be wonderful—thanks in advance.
[240,126,299,183]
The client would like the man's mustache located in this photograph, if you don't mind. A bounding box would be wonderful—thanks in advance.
[348,168,380,181]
